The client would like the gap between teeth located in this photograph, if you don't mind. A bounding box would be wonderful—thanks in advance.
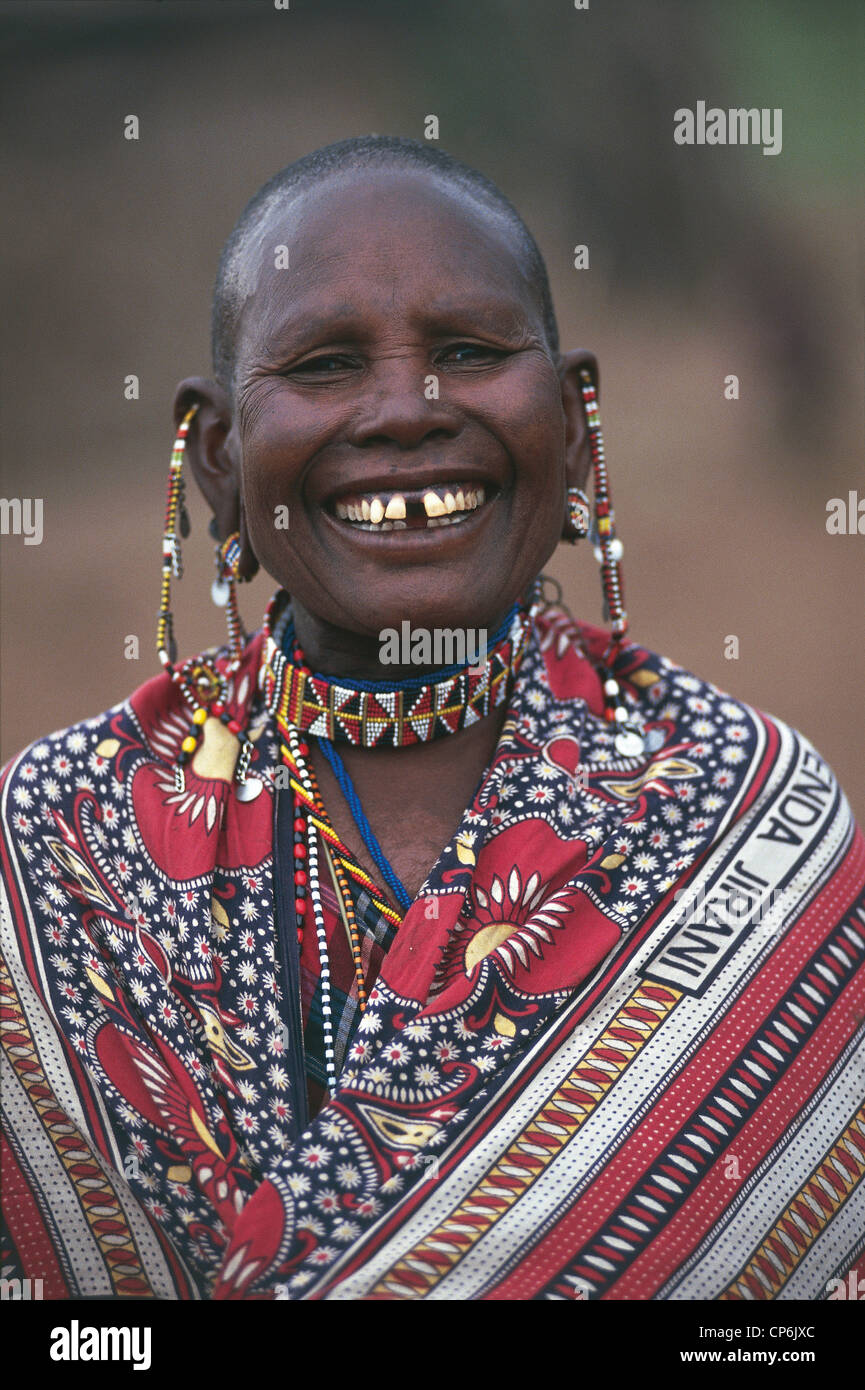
[335,485,486,524]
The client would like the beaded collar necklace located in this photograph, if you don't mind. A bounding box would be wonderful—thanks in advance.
[260,591,532,749]
[260,593,531,1097]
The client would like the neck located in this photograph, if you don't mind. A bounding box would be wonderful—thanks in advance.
[290,598,517,683]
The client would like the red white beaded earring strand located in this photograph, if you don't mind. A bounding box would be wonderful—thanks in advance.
[156,407,255,791]
[577,369,645,759]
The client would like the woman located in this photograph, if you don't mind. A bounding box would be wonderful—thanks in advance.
[2,137,863,1302]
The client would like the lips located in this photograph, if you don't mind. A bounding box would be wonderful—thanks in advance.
[332,482,489,531]
[312,456,506,545]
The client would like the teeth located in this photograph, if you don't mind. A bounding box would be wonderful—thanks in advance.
[335,483,489,530]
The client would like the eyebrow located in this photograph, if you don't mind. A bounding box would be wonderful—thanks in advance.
[256,292,535,360]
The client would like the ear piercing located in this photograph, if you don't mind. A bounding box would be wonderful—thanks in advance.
[565,486,591,541]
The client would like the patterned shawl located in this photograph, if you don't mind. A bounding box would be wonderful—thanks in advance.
[2,597,863,1301]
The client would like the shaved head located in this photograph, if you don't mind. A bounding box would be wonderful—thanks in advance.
[211,135,559,393]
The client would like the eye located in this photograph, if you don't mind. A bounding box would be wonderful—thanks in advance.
[437,342,507,366]
[289,354,358,376]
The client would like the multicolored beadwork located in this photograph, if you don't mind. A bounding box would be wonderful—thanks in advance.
[260,594,531,749]
[156,408,255,789]
[305,818,337,1096]
[280,723,386,1006]
[212,531,246,665]
[577,369,644,758]
[279,722,390,1097]
[565,485,590,540]
[579,370,627,642]
[157,406,197,672]
[326,849,368,1013]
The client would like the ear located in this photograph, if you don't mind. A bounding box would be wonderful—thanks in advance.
[557,348,599,495]
[173,377,259,581]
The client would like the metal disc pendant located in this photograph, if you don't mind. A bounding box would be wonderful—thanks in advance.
[235,776,263,802]
[211,576,230,608]
[615,729,645,758]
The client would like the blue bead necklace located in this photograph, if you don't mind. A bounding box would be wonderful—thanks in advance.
[282,604,520,911]
[317,738,413,911]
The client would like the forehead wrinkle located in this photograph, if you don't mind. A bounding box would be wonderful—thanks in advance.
[249,266,538,350]
[256,303,363,360]
[420,291,536,334]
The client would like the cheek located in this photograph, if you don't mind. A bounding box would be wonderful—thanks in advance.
[500,367,569,561]
[484,359,565,468]
[240,463,287,568]
[238,399,316,550]
[488,363,568,519]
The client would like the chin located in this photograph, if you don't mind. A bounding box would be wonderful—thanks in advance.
[346,580,522,640]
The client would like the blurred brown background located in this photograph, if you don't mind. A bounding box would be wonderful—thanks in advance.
[1,0,863,817]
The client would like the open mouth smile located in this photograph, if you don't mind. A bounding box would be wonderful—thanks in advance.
[328,481,492,531]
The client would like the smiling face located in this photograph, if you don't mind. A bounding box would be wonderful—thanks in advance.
[181,166,594,673]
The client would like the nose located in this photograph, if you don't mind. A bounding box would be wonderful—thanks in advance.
[346,357,460,450]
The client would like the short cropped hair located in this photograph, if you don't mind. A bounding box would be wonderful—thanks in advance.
[211,135,560,392]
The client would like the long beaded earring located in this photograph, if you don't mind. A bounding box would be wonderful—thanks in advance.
[156,405,197,672]
[211,530,247,665]
[577,369,645,759]
[156,406,255,791]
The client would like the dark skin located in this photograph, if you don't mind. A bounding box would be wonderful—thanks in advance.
[176,167,597,902]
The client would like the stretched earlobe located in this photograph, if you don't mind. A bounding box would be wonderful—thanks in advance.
[172,377,238,537]
[558,348,598,495]
[557,348,597,542]
[237,497,261,584]
[173,374,260,581]
[548,366,644,758]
